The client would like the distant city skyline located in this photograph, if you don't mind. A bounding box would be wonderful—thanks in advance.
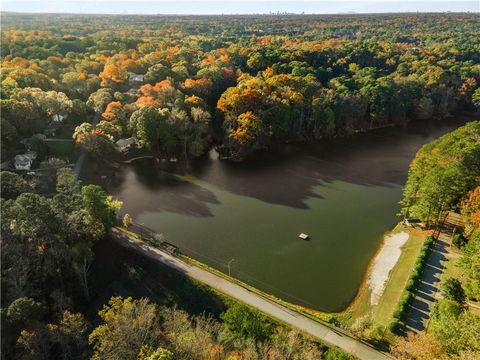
[2,1,479,15]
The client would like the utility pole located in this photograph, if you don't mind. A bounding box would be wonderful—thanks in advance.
[227,258,235,277]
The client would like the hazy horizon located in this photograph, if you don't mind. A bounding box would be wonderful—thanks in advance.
[2,0,479,15]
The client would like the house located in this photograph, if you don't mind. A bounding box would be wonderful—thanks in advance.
[115,137,139,152]
[14,152,37,170]
[128,73,144,86]
[52,114,65,123]
[126,88,139,96]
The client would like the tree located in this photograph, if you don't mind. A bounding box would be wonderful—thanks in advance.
[0,171,32,199]
[160,307,222,359]
[391,332,446,360]
[96,120,122,141]
[229,111,264,147]
[430,299,480,356]
[144,63,171,84]
[99,63,128,88]
[6,297,45,325]
[460,187,480,237]
[460,231,480,301]
[47,311,89,360]
[441,277,466,304]
[81,184,121,238]
[129,106,167,150]
[73,123,115,157]
[87,88,113,113]
[472,88,480,109]
[13,87,73,120]
[139,346,173,360]
[400,121,480,224]
[123,213,133,228]
[89,297,160,360]
[220,303,274,341]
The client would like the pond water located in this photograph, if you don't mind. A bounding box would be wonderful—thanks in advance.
[84,118,467,312]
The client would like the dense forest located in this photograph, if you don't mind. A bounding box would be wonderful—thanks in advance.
[1,13,479,163]
[1,12,480,360]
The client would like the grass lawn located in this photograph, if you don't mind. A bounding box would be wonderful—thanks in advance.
[440,245,465,283]
[341,224,427,327]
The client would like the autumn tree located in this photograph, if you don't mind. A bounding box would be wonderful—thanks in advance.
[89,297,160,360]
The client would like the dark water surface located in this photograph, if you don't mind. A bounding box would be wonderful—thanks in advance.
[85,118,468,312]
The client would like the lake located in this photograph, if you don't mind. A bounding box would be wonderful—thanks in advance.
[85,118,467,312]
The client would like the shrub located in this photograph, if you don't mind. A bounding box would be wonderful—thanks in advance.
[324,347,356,360]
[452,233,465,248]
[388,319,400,332]
[123,213,133,227]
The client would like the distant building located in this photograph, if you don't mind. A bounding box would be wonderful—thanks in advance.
[14,152,37,170]
[52,114,66,123]
[128,73,144,86]
[115,137,139,152]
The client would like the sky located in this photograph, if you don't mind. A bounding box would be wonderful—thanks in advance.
[1,0,479,15]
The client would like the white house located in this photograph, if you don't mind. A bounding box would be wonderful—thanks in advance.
[14,152,37,170]
[52,114,66,122]
[128,73,144,85]
[115,137,139,152]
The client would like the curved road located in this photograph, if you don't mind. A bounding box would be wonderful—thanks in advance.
[110,228,389,360]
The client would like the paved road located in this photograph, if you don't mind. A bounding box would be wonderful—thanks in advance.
[404,233,449,333]
[110,228,389,360]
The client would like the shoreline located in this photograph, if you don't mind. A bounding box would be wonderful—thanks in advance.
[335,223,402,317]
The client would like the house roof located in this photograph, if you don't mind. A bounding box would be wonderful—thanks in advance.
[14,152,37,164]
[116,137,137,148]
[128,73,144,82]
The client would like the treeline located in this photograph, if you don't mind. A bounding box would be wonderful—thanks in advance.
[400,121,480,225]
[1,13,479,162]
[0,168,120,359]
[394,122,480,359]
[86,297,350,360]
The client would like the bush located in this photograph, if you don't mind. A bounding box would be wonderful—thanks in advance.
[123,213,133,227]
[388,319,400,332]
[452,233,465,248]
[324,347,356,360]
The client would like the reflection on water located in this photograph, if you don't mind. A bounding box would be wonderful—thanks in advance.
[84,117,468,312]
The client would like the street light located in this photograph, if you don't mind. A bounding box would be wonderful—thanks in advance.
[227,258,235,277]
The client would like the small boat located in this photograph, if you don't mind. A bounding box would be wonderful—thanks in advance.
[298,233,309,240]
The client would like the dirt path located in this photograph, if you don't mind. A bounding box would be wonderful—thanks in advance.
[110,228,390,360]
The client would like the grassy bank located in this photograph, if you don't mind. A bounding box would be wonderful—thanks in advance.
[340,224,428,329]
